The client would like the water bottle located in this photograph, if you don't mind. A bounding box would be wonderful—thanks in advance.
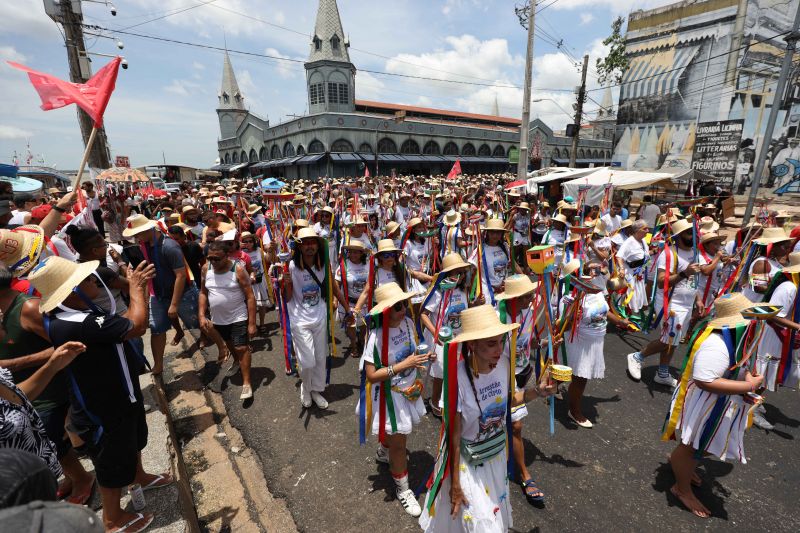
[129,483,146,511]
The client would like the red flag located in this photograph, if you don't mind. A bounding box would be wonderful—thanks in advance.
[364,165,370,178]
[446,159,462,180]
[8,56,121,127]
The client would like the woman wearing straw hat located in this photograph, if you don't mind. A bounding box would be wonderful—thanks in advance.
[240,231,270,335]
[558,266,634,428]
[343,216,374,254]
[696,232,729,309]
[353,239,407,316]
[495,274,548,504]
[742,227,794,303]
[402,218,434,317]
[418,305,556,532]
[543,213,570,267]
[616,219,650,314]
[359,282,431,518]
[313,206,338,268]
[28,256,175,532]
[468,218,513,304]
[663,293,764,519]
[335,239,369,357]
[282,228,350,409]
[627,218,703,388]
[419,253,475,418]
[587,221,613,294]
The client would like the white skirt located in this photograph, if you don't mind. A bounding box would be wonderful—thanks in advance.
[655,294,692,345]
[671,381,750,464]
[355,383,427,436]
[623,266,647,312]
[564,331,605,379]
[419,449,512,533]
[252,277,270,306]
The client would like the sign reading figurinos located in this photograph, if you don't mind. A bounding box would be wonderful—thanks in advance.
[690,119,744,186]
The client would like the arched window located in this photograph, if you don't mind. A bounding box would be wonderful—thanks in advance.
[578,148,585,159]
[249,149,257,162]
[270,145,281,159]
[462,143,476,156]
[443,142,459,156]
[308,139,325,153]
[331,34,340,51]
[377,137,397,153]
[222,92,229,104]
[423,141,441,155]
[259,147,267,161]
[606,150,611,159]
[224,153,230,164]
[283,142,295,158]
[232,152,239,163]
[400,139,421,154]
[478,144,491,156]
[296,145,306,155]
[240,150,248,163]
[331,138,354,152]
[492,145,505,157]
[358,142,372,153]
[313,35,322,51]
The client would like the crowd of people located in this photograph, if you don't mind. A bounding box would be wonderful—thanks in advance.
[0,171,799,531]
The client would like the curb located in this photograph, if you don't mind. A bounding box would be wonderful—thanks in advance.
[161,329,298,533]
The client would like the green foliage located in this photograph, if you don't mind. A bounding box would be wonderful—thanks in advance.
[595,16,629,86]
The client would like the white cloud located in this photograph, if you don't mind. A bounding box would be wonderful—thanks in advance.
[0,0,61,38]
[354,71,387,101]
[192,61,205,70]
[580,13,595,25]
[264,47,302,79]
[0,125,33,140]
[552,0,676,14]
[0,46,26,64]
[164,79,200,96]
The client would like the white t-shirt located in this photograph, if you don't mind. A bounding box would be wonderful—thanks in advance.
[360,316,418,391]
[692,332,742,383]
[47,235,78,262]
[457,353,509,443]
[568,291,609,337]
[504,307,534,374]
[286,259,326,326]
[639,204,661,228]
[424,288,468,335]
[601,213,622,235]
[403,239,429,302]
[335,259,368,303]
[341,233,373,253]
[794,240,800,254]
[617,236,647,268]
[656,246,698,307]
[246,249,264,278]
[512,212,530,246]
[376,267,397,287]
[469,244,509,295]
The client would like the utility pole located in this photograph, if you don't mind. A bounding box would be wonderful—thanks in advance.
[515,1,536,181]
[743,5,800,225]
[569,54,589,168]
[48,0,112,170]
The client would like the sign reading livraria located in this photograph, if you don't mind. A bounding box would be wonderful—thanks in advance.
[690,120,744,186]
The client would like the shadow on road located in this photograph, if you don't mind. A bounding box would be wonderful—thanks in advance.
[652,459,732,520]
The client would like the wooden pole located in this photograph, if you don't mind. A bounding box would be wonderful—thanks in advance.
[72,125,98,191]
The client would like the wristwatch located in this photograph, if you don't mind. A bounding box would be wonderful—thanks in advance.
[52,205,67,213]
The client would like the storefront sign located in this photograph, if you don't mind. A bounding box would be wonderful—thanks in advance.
[690,120,744,186]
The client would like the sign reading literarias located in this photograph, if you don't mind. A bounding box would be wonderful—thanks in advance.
[691,120,744,186]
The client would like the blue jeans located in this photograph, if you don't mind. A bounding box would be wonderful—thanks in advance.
[149,285,200,335]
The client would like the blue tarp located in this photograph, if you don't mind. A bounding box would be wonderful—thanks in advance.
[0,164,18,178]
[261,178,286,190]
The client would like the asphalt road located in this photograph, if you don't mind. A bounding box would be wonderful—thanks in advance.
[196,312,799,533]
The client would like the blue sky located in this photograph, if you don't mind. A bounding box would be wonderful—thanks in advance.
[0,0,672,169]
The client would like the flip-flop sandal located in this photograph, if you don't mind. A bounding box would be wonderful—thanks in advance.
[521,478,545,503]
[141,473,174,492]
[429,405,442,419]
[110,512,155,533]
[66,478,96,505]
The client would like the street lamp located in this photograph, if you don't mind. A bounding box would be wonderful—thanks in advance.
[531,98,574,120]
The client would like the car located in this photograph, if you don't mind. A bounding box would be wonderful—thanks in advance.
[150,177,166,190]
[165,182,182,193]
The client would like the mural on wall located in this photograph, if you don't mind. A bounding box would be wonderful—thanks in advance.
[613,0,800,192]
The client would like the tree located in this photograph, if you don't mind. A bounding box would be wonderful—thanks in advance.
[595,16,629,86]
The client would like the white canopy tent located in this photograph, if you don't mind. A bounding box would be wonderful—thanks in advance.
[526,167,600,194]
[561,168,676,205]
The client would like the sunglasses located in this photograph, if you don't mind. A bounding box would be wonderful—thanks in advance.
[392,301,407,311]
[208,256,225,262]
[378,252,397,260]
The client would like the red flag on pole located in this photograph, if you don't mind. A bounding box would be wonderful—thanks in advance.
[8,56,122,127]
[364,165,370,178]
[446,159,462,180]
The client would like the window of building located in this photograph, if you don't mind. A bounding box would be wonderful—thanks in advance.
[309,83,325,105]
[308,140,325,153]
[478,144,491,156]
[443,142,459,156]
[232,152,239,163]
[462,143,476,156]
[327,82,349,104]
[331,139,354,152]
[249,149,257,162]
[313,36,322,50]
[283,142,295,158]
[423,141,441,155]
[331,34,340,51]
[493,145,505,157]
[377,138,397,153]
[358,142,372,153]
[296,145,306,155]
[400,139,420,154]
[222,92,229,104]
[338,83,349,104]
[240,151,248,162]
[271,145,281,159]
[224,153,230,164]
[259,147,267,161]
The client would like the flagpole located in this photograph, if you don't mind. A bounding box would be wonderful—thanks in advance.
[73,126,98,190]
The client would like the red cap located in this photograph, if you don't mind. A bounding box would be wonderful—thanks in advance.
[30,204,53,220]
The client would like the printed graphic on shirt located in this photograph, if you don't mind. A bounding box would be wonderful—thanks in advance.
[476,388,506,441]
[301,282,320,308]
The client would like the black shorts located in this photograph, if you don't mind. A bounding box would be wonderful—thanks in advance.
[515,365,533,390]
[213,320,249,347]
[37,402,72,459]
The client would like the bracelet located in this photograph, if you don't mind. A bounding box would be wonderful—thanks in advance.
[52,205,67,213]
[387,365,395,378]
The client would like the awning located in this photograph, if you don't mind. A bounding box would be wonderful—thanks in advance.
[551,158,612,165]
[378,154,405,162]
[229,162,249,171]
[561,168,676,205]
[296,154,326,165]
[620,45,699,100]
[209,163,233,171]
[330,152,363,162]
[250,161,271,170]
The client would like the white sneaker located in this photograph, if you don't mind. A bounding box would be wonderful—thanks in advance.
[397,489,422,517]
[300,383,312,408]
[756,403,767,415]
[654,373,678,388]
[752,411,774,430]
[310,391,328,409]
[240,385,253,400]
[375,445,389,464]
[626,353,642,381]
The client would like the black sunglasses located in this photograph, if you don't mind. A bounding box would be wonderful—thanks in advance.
[378,252,397,260]
[392,301,407,311]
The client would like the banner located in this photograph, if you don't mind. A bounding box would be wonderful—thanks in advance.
[690,119,744,186]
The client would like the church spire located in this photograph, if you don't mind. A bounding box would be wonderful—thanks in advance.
[598,85,614,118]
[219,50,244,110]
[308,0,350,63]
[492,93,500,117]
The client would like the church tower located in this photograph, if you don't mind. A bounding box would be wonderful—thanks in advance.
[217,50,248,140]
[305,0,356,114]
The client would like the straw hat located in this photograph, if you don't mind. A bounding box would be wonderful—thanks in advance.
[0,226,45,276]
[212,196,232,204]
[782,252,800,273]
[295,227,321,242]
[442,210,462,226]
[592,222,607,236]
[376,239,401,254]
[294,218,310,229]
[517,202,530,211]
[240,231,254,240]
[319,206,335,216]
[384,221,401,235]
[619,219,633,230]
[670,218,693,237]
[181,204,198,214]
[342,239,368,252]
[247,203,263,215]
[657,212,679,226]
[699,216,719,233]
[452,305,519,343]
[481,218,509,232]
[552,213,569,225]
[28,256,99,313]
[754,227,791,245]
[348,216,368,226]
[707,292,753,329]
[496,274,538,301]
[369,281,418,315]
[540,201,550,208]
[561,259,581,277]
[122,214,157,237]
[439,252,473,274]
[700,232,726,245]
[214,209,232,223]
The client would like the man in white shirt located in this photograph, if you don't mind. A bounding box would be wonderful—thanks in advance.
[82,181,104,236]
[637,195,662,231]
[600,201,623,237]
